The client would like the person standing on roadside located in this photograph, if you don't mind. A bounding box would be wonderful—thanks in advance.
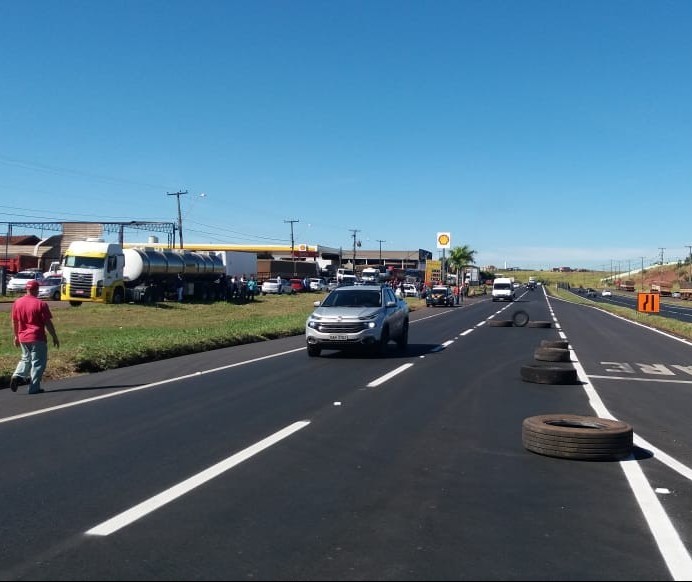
[10,279,59,394]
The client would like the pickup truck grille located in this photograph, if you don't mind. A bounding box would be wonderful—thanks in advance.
[316,321,369,333]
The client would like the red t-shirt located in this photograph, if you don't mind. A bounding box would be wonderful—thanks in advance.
[11,295,53,343]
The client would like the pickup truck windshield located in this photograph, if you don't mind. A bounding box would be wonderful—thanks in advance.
[321,290,381,308]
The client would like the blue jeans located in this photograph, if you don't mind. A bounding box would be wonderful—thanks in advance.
[14,341,48,394]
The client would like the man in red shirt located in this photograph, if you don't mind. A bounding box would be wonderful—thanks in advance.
[10,279,60,394]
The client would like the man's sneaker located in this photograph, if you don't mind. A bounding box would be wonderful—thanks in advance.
[9,376,25,392]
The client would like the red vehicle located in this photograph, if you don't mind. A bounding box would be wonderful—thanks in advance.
[289,278,307,292]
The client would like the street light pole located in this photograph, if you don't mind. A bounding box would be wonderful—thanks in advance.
[167,190,189,249]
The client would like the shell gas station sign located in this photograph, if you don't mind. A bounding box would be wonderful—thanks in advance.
[436,232,451,249]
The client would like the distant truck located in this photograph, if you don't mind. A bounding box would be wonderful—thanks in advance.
[214,251,257,279]
[618,279,635,292]
[650,282,672,297]
[679,281,692,301]
[61,238,226,305]
[0,254,40,274]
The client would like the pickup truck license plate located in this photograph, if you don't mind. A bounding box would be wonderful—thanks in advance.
[329,334,348,341]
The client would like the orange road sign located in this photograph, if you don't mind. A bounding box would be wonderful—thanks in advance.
[637,292,660,313]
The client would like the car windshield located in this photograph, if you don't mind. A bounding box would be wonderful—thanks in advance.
[494,283,511,290]
[13,272,37,280]
[321,289,381,308]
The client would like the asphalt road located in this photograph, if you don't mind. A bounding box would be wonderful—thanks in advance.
[1,289,692,580]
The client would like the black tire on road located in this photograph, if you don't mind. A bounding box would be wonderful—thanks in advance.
[534,347,571,362]
[541,339,569,349]
[528,321,552,328]
[512,310,530,327]
[307,345,321,357]
[489,319,513,327]
[520,363,579,385]
[377,326,390,355]
[522,414,633,460]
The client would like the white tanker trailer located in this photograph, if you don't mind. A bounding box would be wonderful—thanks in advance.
[61,238,226,305]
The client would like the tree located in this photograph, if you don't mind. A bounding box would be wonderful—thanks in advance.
[448,244,477,285]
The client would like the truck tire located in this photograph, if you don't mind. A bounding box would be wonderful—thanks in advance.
[534,347,571,362]
[112,288,125,304]
[307,345,321,357]
[520,363,579,385]
[522,414,633,461]
[528,321,552,328]
[541,340,569,350]
[377,326,390,355]
[69,301,82,307]
[512,310,530,327]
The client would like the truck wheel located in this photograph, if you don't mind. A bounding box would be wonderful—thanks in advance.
[307,345,321,357]
[69,301,82,307]
[520,364,578,385]
[512,310,530,327]
[52,290,61,301]
[534,347,571,362]
[112,288,125,304]
[522,414,633,461]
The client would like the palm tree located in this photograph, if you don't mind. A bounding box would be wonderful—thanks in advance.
[448,244,477,287]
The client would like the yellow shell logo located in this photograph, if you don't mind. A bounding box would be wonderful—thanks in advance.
[438,233,450,246]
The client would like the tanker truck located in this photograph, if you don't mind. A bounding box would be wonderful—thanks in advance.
[61,238,226,305]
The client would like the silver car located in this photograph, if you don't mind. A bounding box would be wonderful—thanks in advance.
[260,278,294,295]
[37,276,63,301]
[305,284,409,357]
[7,270,46,293]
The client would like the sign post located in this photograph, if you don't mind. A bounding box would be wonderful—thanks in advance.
[437,232,451,284]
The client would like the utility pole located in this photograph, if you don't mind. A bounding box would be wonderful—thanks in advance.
[659,247,665,285]
[686,245,692,282]
[376,239,386,267]
[350,229,360,271]
[640,257,645,292]
[284,219,299,276]
[167,190,189,249]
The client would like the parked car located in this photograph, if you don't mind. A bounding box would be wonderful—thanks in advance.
[672,291,681,298]
[260,278,294,295]
[402,283,419,298]
[426,285,455,307]
[289,278,307,293]
[305,284,409,357]
[309,277,328,292]
[601,289,613,297]
[37,276,63,301]
[6,269,46,293]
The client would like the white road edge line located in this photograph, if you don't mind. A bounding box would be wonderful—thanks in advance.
[367,363,414,388]
[86,420,310,537]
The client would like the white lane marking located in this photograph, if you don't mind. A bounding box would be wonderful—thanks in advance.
[461,329,473,336]
[367,364,414,388]
[546,297,692,580]
[441,340,454,348]
[587,375,692,385]
[86,420,310,536]
[0,347,306,425]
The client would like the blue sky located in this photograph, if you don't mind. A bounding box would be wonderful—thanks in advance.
[1,0,691,271]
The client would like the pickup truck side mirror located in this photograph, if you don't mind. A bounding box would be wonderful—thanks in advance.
[385,300,397,308]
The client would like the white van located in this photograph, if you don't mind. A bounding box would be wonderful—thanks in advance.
[492,277,516,302]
